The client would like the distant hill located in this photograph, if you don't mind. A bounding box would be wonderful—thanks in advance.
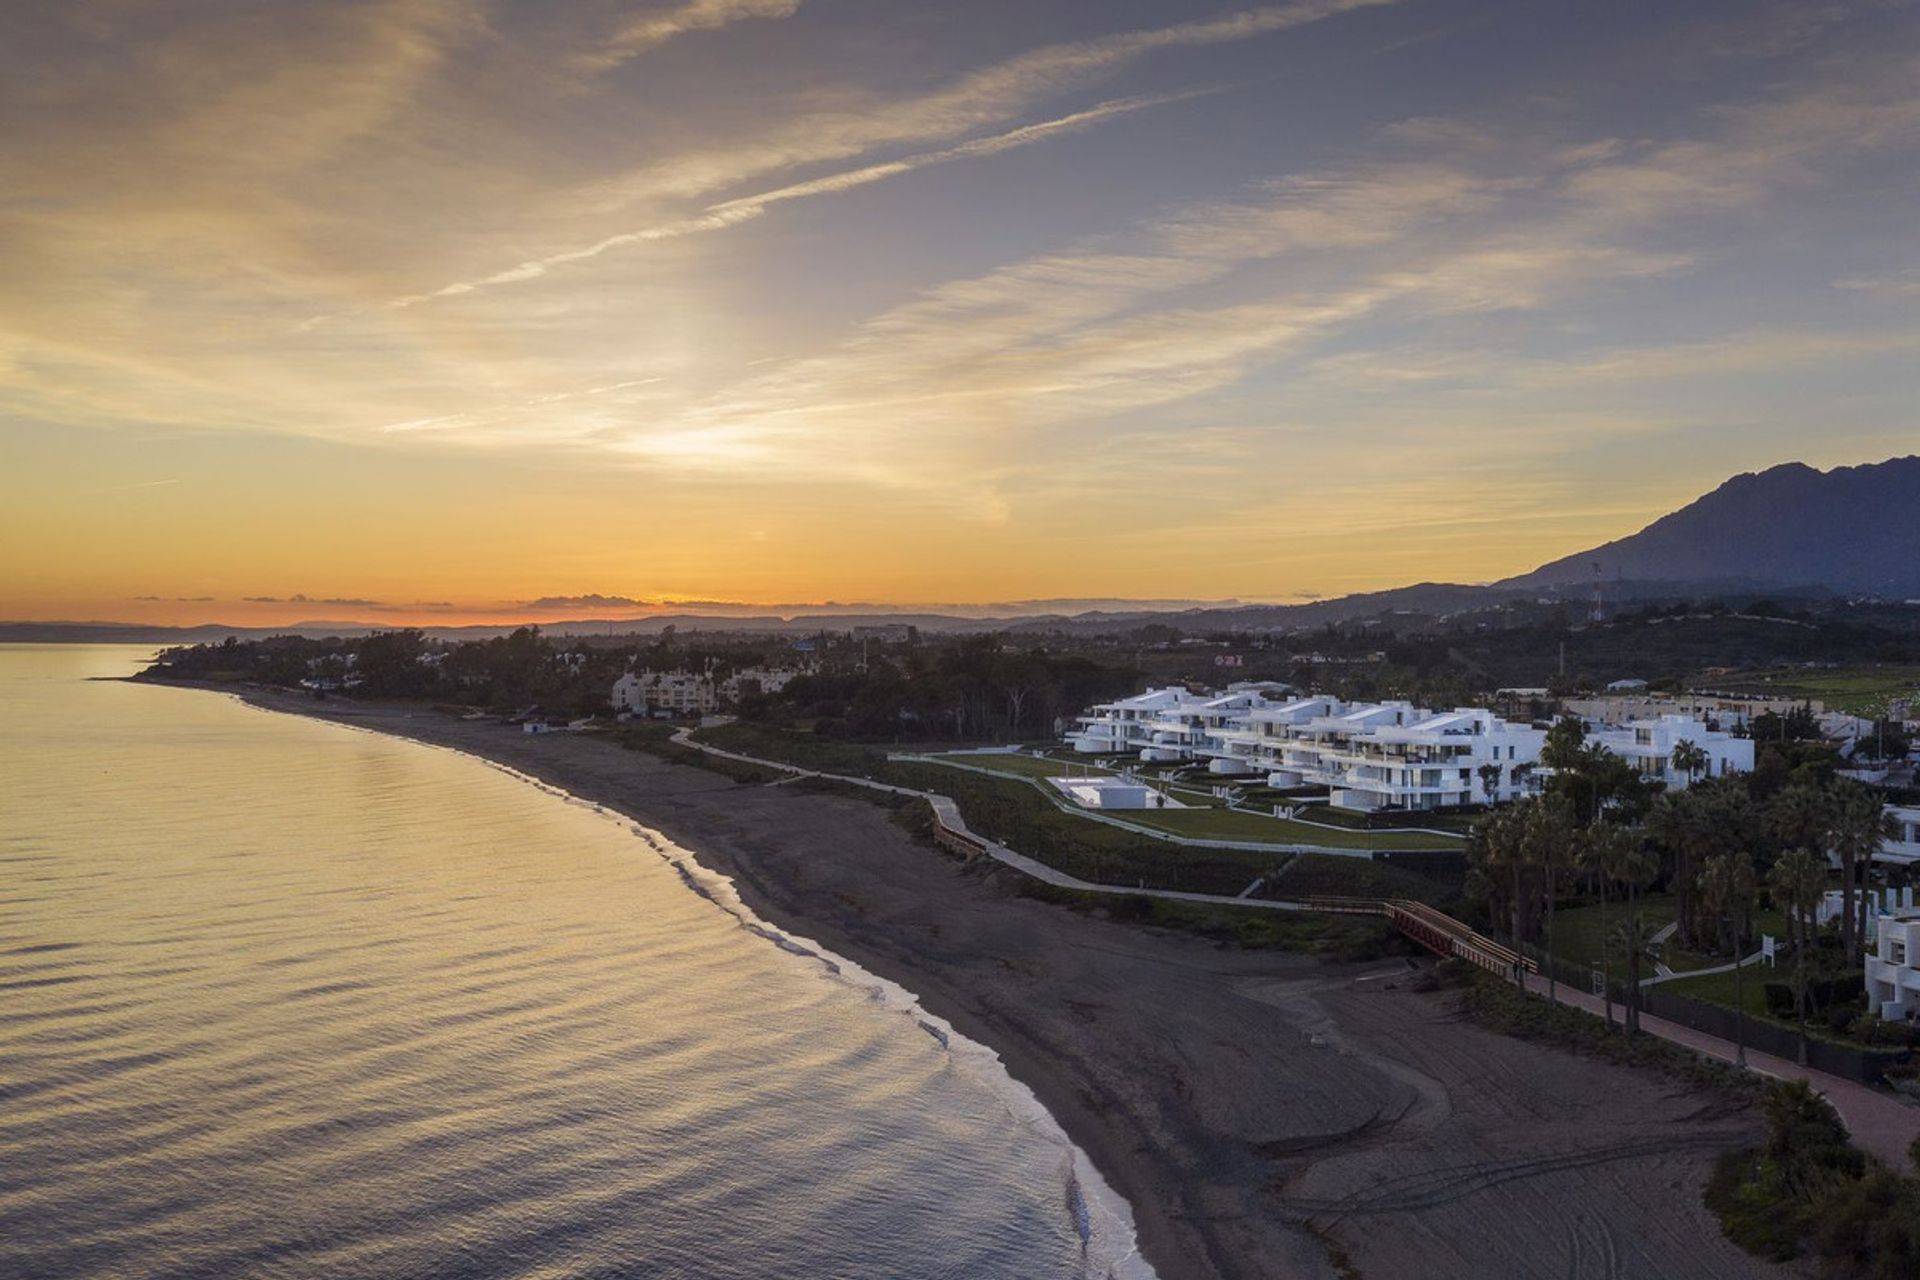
[1501,456,1920,598]
[10,458,1917,644]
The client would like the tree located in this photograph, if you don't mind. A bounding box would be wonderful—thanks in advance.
[1699,851,1758,1067]
[1649,788,1714,948]
[1609,911,1660,1033]
[1671,738,1708,787]
[1521,794,1577,1001]
[1477,761,1504,804]
[1467,805,1531,967]
[1578,822,1650,1029]
[1831,779,1893,969]
[1770,847,1828,1068]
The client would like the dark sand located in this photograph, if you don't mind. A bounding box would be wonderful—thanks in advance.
[200,690,1785,1280]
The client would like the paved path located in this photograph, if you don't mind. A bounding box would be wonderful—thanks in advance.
[669,726,1312,912]
[1525,973,1920,1169]
[1643,949,1765,988]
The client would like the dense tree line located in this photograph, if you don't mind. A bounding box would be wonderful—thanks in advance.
[1467,715,1901,1054]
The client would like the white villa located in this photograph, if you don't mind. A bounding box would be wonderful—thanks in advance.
[1883,805,1920,867]
[1582,714,1754,789]
[1069,690,1758,813]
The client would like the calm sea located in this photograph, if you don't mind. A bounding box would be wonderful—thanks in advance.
[0,646,1149,1280]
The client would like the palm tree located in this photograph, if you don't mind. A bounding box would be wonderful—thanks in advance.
[1609,911,1660,1033]
[1468,805,1530,969]
[1523,795,1577,1002]
[1831,779,1892,968]
[1671,738,1709,788]
[1477,761,1504,804]
[1578,822,1643,1028]
[1770,847,1827,1068]
[1699,851,1758,1067]
[1648,789,1714,948]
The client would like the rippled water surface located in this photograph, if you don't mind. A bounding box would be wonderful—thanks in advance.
[0,646,1128,1279]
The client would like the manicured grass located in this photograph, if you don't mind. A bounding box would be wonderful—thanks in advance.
[1546,892,1680,973]
[1117,805,1462,850]
[926,752,1085,779]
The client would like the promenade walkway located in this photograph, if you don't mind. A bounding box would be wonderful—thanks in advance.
[1525,973,1920,1169]
[668,725,1313,912]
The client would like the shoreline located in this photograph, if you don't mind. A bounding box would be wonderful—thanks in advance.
[147,680,1787,1280]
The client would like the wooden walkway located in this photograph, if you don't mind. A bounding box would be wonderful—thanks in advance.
[1308,896,1537,980]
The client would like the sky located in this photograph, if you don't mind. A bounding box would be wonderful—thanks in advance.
[2,0,1917,626]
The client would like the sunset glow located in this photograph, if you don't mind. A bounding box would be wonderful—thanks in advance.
[4,1,1917,625]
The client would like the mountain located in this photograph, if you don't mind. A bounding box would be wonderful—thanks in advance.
[1501,456,1920,598]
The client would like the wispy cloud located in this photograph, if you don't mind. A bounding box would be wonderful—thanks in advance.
[1833,268,1920,295]
[577,0,804,75]
[382,88,1225,309]
[89,477,181,494]
[578,0,1395,210]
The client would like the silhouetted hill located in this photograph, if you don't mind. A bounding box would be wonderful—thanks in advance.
[1501,457,1920,598]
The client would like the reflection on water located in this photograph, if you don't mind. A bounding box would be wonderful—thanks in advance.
[0,646,1114,1279]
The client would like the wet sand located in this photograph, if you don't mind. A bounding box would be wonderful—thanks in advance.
[190,689,1785,1280]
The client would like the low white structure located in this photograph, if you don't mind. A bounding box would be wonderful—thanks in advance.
[1884,805,1920,867]
[1047,775,1173,811]
[1866,898,1920,1020]
[1584,715,1753,789]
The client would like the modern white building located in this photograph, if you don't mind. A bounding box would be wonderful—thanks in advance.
[1865,895,1920,1020]
[1066,685,1291,762]
[1583,714,1754,789]
[1884,805,1920,867]
[1069,691,1543,812]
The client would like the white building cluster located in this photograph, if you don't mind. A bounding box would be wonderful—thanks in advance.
[611,667,799,718]
[1068,686,1753,813]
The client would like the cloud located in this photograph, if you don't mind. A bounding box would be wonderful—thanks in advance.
[577,0,804,75]
[89,477,181,494]
[386,88,1224,308]
[521,593,651,610]
[243,593,388,607]
[1833,268,1920,295]
[578,0,1395,211]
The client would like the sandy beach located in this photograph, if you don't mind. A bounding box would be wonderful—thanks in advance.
[191,687,1787,1280]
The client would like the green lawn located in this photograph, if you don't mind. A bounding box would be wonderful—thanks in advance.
[1544,892,1680,973]
[1711,664,1920,716]
[1547,892,1791,976]
[1116,805,1462,850]
[926,751,1087,779]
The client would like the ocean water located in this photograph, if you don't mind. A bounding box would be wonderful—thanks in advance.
[0,646,1149,1280]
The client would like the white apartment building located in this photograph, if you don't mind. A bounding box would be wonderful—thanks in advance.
[1067,686,1290,761]
[611,671,718,716]
[1583,714,1754,789]
[1883,805,1920,868]
[1866,896,1920,1020]
[1070,692,1543,812]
